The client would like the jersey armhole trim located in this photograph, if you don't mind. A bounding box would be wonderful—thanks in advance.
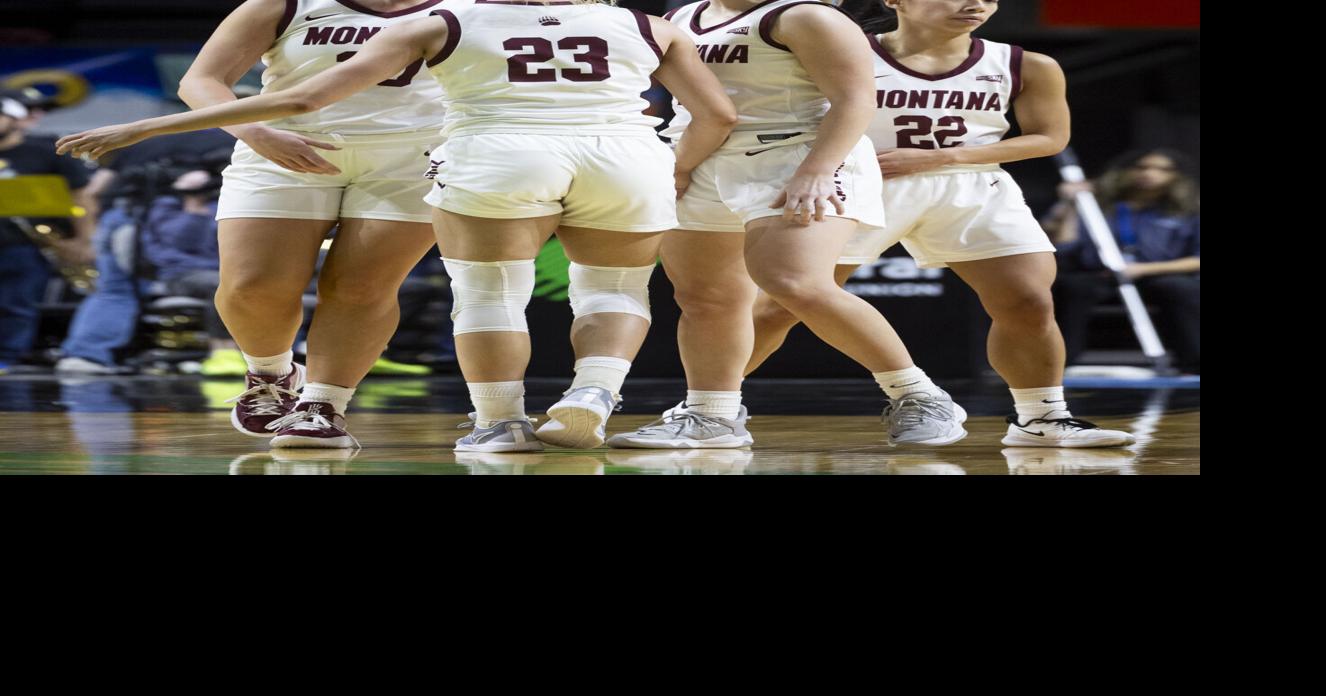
[758,1,850,52]
[426,9,461,67]
[1010,45,1024,98]
[663,6,682,21]
[630,9,664,60]
[275,0,298,39]
[337,0,444,17]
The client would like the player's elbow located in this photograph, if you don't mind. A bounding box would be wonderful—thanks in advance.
[826,92,876,116]
[176,75,202,103]
[1046,135,1069,157]
[692,102,739,130]
[283,92,324,115]
[711,103,739,129]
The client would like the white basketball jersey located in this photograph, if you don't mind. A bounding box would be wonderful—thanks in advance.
[866,34,1022,163]
[425,1,663,138]
[260,0,450,135]
[660,0,834,145]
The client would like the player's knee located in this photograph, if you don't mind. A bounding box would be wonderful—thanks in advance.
[568,262,654,323]
[217,273,306,308]
[673,282,744,320]
[748,270,824,309]
[317,272,398,308]
[986,287,1055,325]
[442,257,535,334]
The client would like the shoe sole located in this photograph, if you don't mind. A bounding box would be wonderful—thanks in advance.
[455,441,544,453]
[1000,433,1136,448]
[888,404,968,446]
[538,401,609,449]
[270,435,357,449]
[606,433,754,449]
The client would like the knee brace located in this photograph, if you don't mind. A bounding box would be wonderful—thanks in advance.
[441,257,535,335]
[567,262,655,322]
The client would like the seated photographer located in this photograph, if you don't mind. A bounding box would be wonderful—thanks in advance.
[1042,148,1200,374]
[0,96,97,374]
[57,168,222,373]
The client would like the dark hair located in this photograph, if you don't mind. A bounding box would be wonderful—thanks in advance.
[1096,148,1200,216]
[838,0,897,34]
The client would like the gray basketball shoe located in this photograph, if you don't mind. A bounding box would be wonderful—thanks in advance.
[456,415,543,453]
[882,389,968,446]
[606,405,754,449]
[536,386,621,449]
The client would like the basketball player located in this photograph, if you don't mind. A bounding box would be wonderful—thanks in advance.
[173,0,455,449]
[746,0,1135,447]
[58,0,737,453]
[607,0,967,450]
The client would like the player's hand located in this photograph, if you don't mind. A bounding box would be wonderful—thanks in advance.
[674,168,693,200]
[55,124,150,160]
[876,148,948,178]
[240,125,342,175]
[769,170,844,225]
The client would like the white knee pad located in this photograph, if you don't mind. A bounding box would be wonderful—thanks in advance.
[567,262,655,322]
[442,257,535,335]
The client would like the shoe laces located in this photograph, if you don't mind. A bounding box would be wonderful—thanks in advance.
[1006,415,1101,431]
[636,410,730,437]
[225,381,298,416]
[887,394,951,427]
[267,409,336,433]
[458,413,536,430]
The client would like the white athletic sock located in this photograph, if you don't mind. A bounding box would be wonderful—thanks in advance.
[686,390,742,420]
[300,382,355,416]
[468,381,526,428]
[569,356,631,394]
[1011,386,1071,422]
[244,350,292,377]
[873,366,942,400]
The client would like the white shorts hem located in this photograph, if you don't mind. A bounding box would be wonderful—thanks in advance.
[912,244,1057,269]
[673,221,746,233]
[215,209,339,221]
[560,219,678,233]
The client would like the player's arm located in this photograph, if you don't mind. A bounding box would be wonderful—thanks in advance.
[886,50,1069,175]
[58,18,446,160]
[176,0,287,138]
[650,17,738,196]
[771,5,877,223]
[1125,256,1200,279]
[177,0,343,174]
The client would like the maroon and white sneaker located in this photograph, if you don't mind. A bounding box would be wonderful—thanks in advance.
[268,401,359,449]
[224,363,306,438]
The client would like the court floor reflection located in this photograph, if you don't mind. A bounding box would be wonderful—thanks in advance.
[0,410,1198,475]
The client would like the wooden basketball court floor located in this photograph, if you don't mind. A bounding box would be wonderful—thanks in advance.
[0,376,1199,475]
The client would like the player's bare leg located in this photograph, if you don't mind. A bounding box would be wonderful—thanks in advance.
[744,217,911,371]
[745,218,965,445]
[269,217,439,449]
[536,226,664,448]
[948,252,1133,448]
[746,263,858,376]
[435,209,557,451]
[215,218,330,438]
[606,230,757,450]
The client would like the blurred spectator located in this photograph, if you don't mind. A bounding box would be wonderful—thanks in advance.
[0,87,59,129]
[1043,148,1200,373]
[56,169,222,373]
[0,95,97,373]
